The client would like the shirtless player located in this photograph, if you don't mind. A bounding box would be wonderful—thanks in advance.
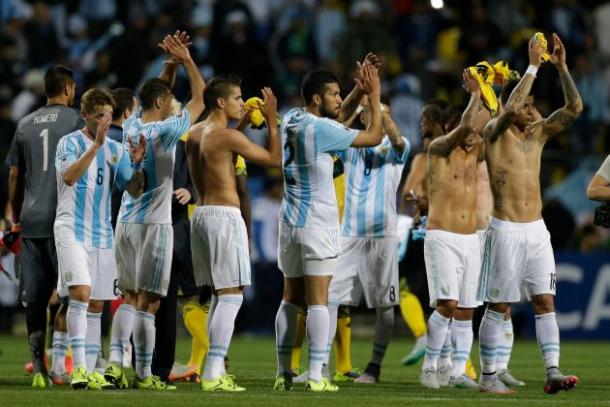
[419,70,488,390]
[187,76,281,392]
[477,33,582,394]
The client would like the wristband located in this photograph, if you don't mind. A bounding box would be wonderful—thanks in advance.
[133,161,143,171]
[525,64,538,77]
[355,105,364,114]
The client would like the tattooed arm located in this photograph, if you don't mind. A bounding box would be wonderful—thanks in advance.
[428,70,480,157]
[542,34,583,139]
[485,36,544,143]
[382,106,406,154]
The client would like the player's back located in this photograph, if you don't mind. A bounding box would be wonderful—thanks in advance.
[7,105,80,237]
[119,110,190,224]
[280,108,358,230]
[341,137,409,237]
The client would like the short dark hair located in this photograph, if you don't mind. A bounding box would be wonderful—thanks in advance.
[139,78,171,110]
[80,88,115,115]
[301,70,339,105]
[422,104,444,125]
[110,88,135,120]
[441,104,461,131]
[44,65,74,98]
[203,74,242,111]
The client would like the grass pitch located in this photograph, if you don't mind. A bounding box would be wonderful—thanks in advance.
[0,334,607,406]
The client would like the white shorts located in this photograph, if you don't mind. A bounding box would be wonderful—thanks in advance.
[191,206,251,290]
[56,240,117,301]
[424,230,482,308]
[476,229,486,256]
[477,217,555,303]
[277,220,341,278]
[329,236,399,308]
[115,223,173,296]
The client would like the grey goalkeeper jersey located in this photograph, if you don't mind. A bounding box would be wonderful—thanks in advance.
[5,104,80,238]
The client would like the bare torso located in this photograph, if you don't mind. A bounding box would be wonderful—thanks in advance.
[476,160,493,230]
[187,120,241,208]
[485,122,545,222]
[427,146,480,234]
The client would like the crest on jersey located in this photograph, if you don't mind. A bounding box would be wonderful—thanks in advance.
[111,154,119,164]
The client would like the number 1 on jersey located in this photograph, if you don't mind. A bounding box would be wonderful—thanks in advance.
[39,129,49,172]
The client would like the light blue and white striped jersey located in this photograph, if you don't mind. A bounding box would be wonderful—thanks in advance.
[280,108,359,229]
[118,109,190,224]
[339,136,410,237]
[55,131,134,249]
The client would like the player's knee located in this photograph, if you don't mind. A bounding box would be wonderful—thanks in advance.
[435,300,458,317]
[87,300,104,313]
[488,303,510,314]
[532,295,555,314]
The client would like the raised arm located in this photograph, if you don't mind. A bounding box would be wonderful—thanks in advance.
[158,30,191,88]
[160,34,205,125]
[338,52,380,123]
[350,64,384,147]
[485,36,544,143]
[587,175,610,202]
[428,70,480,156]
[542,34,583,139]
[228,88,281,168]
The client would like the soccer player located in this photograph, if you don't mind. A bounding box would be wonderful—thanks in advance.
[105,33,205,390]
[398,102,445,366]
[273,62,384,392]
[327,97,410,384]
[187,76,280,392]
[54,88,146,390]
[419,70,487,390]
[477,33,582,394]
[6,65,79,388]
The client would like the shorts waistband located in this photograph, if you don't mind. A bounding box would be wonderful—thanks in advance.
[489,217,546,232]
[194,205,241,217]
[426,229,478,240]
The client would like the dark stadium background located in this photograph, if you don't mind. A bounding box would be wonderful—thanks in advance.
[0,0,608,340]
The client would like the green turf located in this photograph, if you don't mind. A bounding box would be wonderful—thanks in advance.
[0,334,607,406]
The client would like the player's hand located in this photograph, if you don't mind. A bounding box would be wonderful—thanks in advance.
[462,69,481,94]
[360,63,381,99]
[234,107,254,131]
[129,134,147,165]
[363,52,381,70]
[549,33,567,69]
[174,188,191,205]
[528,35,545,68]
[94,112,111,147]
[159,33,191,65]
[162,30,192,65]
[257,87,277,125]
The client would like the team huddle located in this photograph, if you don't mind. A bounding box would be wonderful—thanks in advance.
[8,29,582,394]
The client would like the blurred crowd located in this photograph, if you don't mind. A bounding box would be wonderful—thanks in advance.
[1,0,609,262]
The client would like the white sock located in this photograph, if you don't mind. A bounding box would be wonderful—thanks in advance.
[85,312,102,373]
[67,300,89,369]
[207,295,218,339]
[51,331,69,375]
[478,308,504,376]
[133,311,155,379]
[109,303,135,365]
[275,300,299,376]
[306,305,329,382]
[439,322,453,369]
[450,319,473,377]
[422,310,450,370]
[371,306,394,366]
[496,318,514,372]
[202,294,242,380]
[324,303,339,366]
[535,312,560,370]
